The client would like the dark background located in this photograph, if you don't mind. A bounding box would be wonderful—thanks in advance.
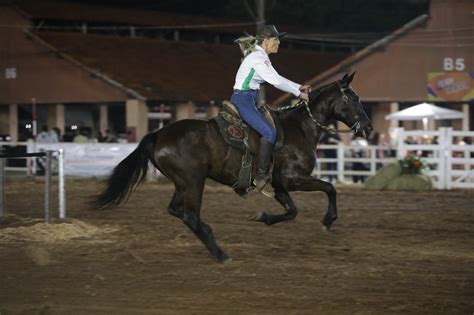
[68,0,430,33]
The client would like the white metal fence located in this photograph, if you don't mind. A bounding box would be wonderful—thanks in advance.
[1,127,473,189]
[316,127,474,189]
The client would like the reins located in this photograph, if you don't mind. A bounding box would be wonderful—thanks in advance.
[271,84,360,134]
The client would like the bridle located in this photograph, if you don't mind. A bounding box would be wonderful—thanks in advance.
[273,83,361,134]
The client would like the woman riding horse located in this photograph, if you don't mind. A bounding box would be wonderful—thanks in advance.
[232,25,311,193]
[94,71,372,263]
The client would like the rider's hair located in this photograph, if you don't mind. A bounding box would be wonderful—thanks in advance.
[234,34,257,57]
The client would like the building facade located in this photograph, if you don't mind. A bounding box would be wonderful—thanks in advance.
[275,0,473,142]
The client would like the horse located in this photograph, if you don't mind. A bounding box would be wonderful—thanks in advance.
[93,72,373,262]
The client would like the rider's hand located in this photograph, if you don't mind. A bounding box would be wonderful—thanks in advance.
[299,85,311,94]
[299,91,309,103]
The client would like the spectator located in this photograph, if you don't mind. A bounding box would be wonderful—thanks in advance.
[351,135,369,183]
[36,125,52,143]
[462,136,474,159]
[372,132,390,169]
[63,131,75,142]
[51,127,61,142]
[99,129,118,143]
[34,126,54,176]
[320,124,340,182]
[73,127,90,143]
[48,130,58,142]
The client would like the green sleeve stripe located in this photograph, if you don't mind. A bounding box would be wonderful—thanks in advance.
[241,68,255,90]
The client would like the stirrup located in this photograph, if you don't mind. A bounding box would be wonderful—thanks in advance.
[252,179,275,198]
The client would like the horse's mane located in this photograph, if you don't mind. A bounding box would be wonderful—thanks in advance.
[276,80,339,121]
[309,80,339,99]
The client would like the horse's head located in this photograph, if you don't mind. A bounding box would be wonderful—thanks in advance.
[316,72,373,138]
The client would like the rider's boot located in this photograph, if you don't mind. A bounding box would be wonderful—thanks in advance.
[254,138,274,194]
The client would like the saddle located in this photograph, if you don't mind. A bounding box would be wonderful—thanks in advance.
[213,100,284,196]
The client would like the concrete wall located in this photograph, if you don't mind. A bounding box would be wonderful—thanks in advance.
[176,102,196,121]
[126,99,148,142]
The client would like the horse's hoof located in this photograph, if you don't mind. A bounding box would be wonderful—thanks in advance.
[221,257,233,264]
[248,212,264,221]
[321,221,332,232]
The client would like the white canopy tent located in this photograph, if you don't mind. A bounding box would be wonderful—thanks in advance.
[385,102,464,130]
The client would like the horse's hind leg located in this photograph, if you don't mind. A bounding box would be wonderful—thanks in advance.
[181,179,230,262]
[251,187,299,225]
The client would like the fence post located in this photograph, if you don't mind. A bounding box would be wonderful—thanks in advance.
[370,145,377,172]
[337,143,344,182]
[396,128,405,159]
[45,150,53,223]
[0,149,4,218]
[58,149,66,219]
[445,128,453,190]
[314,149,321,179]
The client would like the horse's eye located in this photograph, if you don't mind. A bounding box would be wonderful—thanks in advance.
[354,96,359,102]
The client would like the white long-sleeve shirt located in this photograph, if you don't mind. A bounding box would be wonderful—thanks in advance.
[233,45,301,97]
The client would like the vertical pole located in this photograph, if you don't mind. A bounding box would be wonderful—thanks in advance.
[397,128,405,159]
[337,143,344,182]
[32,98,37,140]
[45,151,52,223]
[462,103,469,131]
[159,104,165,129]
[370,145,377,173]
[58,149,66,219]
[315,149,321,179]
[31,98,38,176]
[0,152,4,218]
[444,128,453,190]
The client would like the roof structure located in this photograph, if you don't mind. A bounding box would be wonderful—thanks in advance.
[35,30,347,103]
[13,0,255,34]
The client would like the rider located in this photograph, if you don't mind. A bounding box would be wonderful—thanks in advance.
[231,25,310,193]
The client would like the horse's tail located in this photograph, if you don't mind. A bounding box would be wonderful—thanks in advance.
[93,132,157,209]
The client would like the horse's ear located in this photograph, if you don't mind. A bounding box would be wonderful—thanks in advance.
[347,71,356,83]
[341,72,356,85]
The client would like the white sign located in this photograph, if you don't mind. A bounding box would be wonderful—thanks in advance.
[29,142,139,177]
[4,67,17,79]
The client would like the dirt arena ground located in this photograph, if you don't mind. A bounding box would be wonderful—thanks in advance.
[0,178,472,314]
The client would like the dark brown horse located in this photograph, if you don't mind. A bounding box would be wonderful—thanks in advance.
[94,72,372,262]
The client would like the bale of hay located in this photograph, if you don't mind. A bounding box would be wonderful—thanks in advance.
[364,162,402,190]
[386,174,433,191]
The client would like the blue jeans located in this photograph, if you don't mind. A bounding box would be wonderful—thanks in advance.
[230,90,276,144]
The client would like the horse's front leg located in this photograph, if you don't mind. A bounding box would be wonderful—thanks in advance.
[251,186,299,225]
[287,177,337,231]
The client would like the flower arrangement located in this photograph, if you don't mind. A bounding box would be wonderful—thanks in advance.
[399,156,427,175]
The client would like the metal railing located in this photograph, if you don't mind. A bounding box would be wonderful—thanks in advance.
[0,148,66,223]
[1,127,473,189]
